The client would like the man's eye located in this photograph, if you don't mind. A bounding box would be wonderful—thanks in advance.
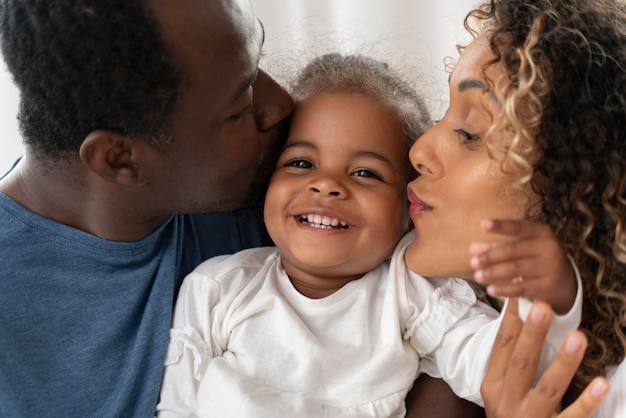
[230,104,253,120]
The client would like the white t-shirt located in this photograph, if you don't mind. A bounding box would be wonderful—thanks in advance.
[157,232,582,418]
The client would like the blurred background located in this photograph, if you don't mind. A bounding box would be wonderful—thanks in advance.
[0,0,477,173]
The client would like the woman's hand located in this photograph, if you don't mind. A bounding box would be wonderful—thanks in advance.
[469,219,576,314]
[481,298,609,418]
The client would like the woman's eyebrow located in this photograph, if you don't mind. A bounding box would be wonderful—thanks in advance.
[447,73,488,91]
[455,77,499,104]
[458,78,487,92]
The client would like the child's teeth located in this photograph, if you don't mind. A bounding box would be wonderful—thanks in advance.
[304,214,345,228]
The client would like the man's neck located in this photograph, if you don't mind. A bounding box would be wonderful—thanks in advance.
[0,155,169,242]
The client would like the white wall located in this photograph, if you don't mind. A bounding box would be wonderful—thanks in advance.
[0,60,20,174]
[251,0,476,115]
[0,1,477,174]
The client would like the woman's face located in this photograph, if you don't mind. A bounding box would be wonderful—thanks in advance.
[405,35,537,279]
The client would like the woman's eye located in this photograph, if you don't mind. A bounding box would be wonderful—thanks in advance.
[454,129,479,143]
[353,168,382,180]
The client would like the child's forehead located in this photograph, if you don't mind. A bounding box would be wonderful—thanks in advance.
[294,90,399,123]
[286,92,412,174]
[291,91,407,142]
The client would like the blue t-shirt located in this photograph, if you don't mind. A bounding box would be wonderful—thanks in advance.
[0,191,271,417]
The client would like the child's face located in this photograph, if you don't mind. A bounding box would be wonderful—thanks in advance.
[264,91,410,293]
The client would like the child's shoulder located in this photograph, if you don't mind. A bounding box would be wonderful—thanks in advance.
[188,246,281,284]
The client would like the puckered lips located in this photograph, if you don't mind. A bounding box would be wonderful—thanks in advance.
[407,187,433,217]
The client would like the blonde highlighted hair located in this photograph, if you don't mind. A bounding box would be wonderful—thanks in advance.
[465,0,626,396]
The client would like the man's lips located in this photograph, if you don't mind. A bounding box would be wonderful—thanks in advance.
[407,188,432,216]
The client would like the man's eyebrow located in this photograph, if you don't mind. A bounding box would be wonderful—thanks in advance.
[230,69,259,104]
[229,20,264,104]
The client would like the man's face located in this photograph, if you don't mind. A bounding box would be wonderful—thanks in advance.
[144,0,293,215]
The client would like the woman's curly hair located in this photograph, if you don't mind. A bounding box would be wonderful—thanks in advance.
[0,1,181,159]
[465,0,626,395]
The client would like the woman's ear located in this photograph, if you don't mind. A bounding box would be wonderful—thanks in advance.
[79,130,147,186]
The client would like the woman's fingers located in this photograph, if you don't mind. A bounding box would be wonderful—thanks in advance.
[481,300,609,418]
[526,331,587,415]
[558,378,610,418]
[502,301,553,401]
[481,298,524,414]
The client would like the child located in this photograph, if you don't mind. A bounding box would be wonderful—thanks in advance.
[156,53,581,417]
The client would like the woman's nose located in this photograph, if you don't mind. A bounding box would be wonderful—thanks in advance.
[409,125,439,177]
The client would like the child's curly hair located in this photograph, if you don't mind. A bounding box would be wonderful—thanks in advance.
[465,0,626,395]
[290,53,432,184]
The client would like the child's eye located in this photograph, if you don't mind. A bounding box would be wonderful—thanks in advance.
[454,129,480,143]
[353,168,382,180]
[286,159,313,169]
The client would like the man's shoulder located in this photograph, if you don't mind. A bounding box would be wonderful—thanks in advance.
[184,212,272,256]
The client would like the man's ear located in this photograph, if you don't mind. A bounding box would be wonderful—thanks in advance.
[79,130,147,186]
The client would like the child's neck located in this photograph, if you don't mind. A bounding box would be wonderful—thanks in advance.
[288,276,347,299]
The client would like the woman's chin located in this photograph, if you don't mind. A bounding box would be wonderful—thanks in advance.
[405,241,471,279]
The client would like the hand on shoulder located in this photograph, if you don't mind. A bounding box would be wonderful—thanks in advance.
[481,299,609,418]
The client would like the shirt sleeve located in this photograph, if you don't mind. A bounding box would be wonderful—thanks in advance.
[156,272,224,417]
[407,265,582,406]
[156,328,212,417]
[404,276,499,405]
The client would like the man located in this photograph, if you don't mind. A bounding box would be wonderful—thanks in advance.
[0,0,483,416]
[0,0,291,416]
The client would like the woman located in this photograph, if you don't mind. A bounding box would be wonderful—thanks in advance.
[406,0,624,416]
